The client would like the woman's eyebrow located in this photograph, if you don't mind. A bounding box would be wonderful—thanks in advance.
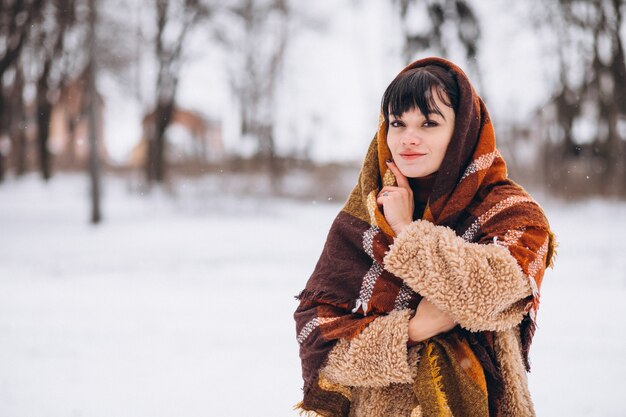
[427,112,446,121]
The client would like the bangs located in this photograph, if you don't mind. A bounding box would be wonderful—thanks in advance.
[381,66,458,124]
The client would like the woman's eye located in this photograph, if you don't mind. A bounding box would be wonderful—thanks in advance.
[423,120,439,127]
[390,120,404,128]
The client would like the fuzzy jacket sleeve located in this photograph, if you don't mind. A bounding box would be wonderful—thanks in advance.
[319,309,420,388]
[382,220,533,332]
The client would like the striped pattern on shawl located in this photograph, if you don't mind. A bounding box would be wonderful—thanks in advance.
[293,57,557,417]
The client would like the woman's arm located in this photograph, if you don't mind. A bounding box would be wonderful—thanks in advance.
[320,300,459,387]
[383,219,539,332]
[320,309,420,388]
[408,297,457,343]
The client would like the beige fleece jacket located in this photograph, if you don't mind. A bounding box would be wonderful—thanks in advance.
[319,220,536,417]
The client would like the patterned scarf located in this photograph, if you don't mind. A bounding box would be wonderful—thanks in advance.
[294,57,557,416]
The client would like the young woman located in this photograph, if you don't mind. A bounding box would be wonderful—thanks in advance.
[294,57,557,417]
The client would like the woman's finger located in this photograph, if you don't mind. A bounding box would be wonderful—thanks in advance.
[376,189,398,205]
[377,185,401,198]
[376,185,397,197]
[376,195,389,206]
[385,160,410,190]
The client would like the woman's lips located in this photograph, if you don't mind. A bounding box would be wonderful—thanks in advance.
[400,153,426,160]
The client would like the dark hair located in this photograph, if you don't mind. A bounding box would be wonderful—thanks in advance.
[381,65,460,126]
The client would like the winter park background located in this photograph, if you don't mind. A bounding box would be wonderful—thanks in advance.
[1,1,626,416]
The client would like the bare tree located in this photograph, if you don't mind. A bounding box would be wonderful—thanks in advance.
[535,0,626,196]
[0,0,44,180]
[145,0,209,184]
[212,0,290,166]
[27,0,78,180]
[392,0,482,87]
[0,0,44,94]
[8,61,28,176]
[86,0,101,223]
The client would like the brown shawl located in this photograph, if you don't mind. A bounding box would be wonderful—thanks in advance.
[293,57,557,416]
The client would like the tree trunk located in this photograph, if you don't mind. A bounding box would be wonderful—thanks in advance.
[0,149,5,182]
[0,90,5,182]
[35,57,54,181]
[87,0,101,223]
[14,125,27,176]
[146,99,174,183]
[10,64,28,176]
[36,98,53,181]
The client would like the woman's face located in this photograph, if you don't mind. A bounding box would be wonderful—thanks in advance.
[386,91,455,178]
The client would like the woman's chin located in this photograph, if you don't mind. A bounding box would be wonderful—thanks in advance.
[399,166,434,178]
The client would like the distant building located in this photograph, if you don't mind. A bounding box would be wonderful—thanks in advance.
[48,71,110,170]
[129,107,224,170]
[5,71,110,173]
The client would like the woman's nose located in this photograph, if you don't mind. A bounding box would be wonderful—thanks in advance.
[401,132,422,145]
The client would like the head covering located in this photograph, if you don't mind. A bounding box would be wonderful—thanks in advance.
[294,57,557,417]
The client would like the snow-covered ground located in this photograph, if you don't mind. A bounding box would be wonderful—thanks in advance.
[1,174,625,417]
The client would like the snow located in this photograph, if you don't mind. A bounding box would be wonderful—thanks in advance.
[1,174,626,416]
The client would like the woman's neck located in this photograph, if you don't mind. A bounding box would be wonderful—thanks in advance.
[408,171,437,203]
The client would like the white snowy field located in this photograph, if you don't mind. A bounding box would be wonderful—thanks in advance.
[1,173,625,417]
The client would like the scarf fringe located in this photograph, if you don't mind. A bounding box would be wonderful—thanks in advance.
[424,342,451,416]
[295,288,354,307]
[298,374,352,417]
[546,230,559,269]
[461,330,504,416]
[293,401,328,417]
[520,314,536,372]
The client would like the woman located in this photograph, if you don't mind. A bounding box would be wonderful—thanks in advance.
[293,57,557,417]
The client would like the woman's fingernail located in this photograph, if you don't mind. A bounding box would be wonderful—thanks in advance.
[386,159,392,163]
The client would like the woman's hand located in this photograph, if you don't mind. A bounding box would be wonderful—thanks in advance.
[408,298,458,343]
[376,160,414,235]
